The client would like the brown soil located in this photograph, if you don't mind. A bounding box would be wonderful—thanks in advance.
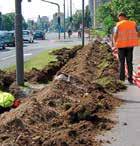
[25,46,81,84]
[0,40,125,146]
[0,46,81,97]
[0,70,15,91]
[60,41,126,93]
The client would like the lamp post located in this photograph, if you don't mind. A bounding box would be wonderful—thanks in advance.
[0,12,2,30]
[70,0,72,21]
[41,0,61,39]
[64,0,66,39]
[82,0,85,46]
[15,0,24,85]
[15,0,31,85]
[93,0,96,28]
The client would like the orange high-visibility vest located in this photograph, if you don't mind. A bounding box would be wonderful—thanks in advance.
[115,20,138,48]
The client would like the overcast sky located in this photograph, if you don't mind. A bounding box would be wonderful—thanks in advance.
[0,0,88,21]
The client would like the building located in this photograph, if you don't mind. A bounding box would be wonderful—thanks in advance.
[51,12,64,31]
[37,15,49,31]
[89,0,110,28]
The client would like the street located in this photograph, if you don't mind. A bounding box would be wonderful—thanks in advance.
[0,32,85,69]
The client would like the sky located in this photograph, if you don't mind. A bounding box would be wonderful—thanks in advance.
[0,0,88,21]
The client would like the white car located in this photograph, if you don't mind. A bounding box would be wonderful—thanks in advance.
[23,30,34,43]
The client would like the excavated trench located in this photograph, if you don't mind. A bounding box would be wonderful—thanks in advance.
[0,45,81,97]
[0,40,126,146]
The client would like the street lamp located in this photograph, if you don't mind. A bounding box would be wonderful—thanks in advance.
[15,0,31,86]
[93,0,96,28]
[70,0,72,22]
[0,12,2,30]
[82,0,85,46]
[41,0,61,39]
[64,0,66,39]
[15,0,24,85]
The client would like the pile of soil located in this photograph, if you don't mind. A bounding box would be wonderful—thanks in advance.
[0,40,124,146]
[0,46,81,96]
[0,70,15,91]
[60,41,126,93]
[25,45,81,83]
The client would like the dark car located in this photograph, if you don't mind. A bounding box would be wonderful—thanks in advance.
[0,37,6,50]
[33,30,45,40]
[4,31,15,47]
[0,32,6,50]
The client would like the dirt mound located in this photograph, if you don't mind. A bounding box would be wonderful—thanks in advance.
[0,70,15,91]
[0,46,81,96]
[60,41,126,93]
[0,41,124,146]
[0,79,119,146]
[25,46,81,83]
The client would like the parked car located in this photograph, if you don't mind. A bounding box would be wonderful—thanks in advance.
[33,30,45,40]
[23,30,34,43]
[4,31,15,47]
[0,31,6,50]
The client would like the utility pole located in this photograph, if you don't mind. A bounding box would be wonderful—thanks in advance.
[0,12,2,30]
[70,0,72,20]
[41,0,61,39]
[93,0,96,29]
[70,0,73,29]
[15,0,24,85]
[64,0,66,39]
[82,0,85,46]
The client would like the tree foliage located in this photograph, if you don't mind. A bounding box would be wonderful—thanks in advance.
[1,12,27,31]
[2,13,15,30]
[97,0,140,34]
[68,5,91,30]
[72,10,82,30]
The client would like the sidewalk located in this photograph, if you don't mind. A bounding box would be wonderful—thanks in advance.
[98,47,140,146]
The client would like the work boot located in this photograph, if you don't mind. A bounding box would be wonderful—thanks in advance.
[128,78,133,85]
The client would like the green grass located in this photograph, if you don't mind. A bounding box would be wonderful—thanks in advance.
[5,49,57,72]
[91,29,106,38]
[24,50,57,71]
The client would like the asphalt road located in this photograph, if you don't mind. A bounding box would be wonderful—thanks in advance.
[0,32,85,69]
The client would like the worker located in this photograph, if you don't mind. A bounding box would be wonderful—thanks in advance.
[113,12,138,84]
[67,25,72,38]
[78,24,82,38]
[0,92,20,114]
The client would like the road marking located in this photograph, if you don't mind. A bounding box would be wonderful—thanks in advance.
[24,53,32,57]
[1,55,15,61]
[0,53,32,61]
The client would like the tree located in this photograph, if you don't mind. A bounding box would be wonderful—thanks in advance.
[85,5,91,28]
[1,12,27,31]
[22,18,28,30]
[71,10,82,30]
[70,5,91,31]
[97,0,140,34]
[2,13,15,30]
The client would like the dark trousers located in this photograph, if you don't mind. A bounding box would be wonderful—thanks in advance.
[0,106,10,114]
[118,47,133,81]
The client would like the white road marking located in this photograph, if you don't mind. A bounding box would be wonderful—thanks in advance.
[0,53,32,61]
[24,53,32,57]
[1,55,15,61]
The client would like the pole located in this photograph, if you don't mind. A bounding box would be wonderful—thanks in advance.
[58,5,61,40]
[70,0,73,26]
[70,0,72,18]
[0,12,2,30]
[41,0,61,39]
[93,0,96,29]
[15,0,24,85]
[64,0,66,39]
[82,0,85,46]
